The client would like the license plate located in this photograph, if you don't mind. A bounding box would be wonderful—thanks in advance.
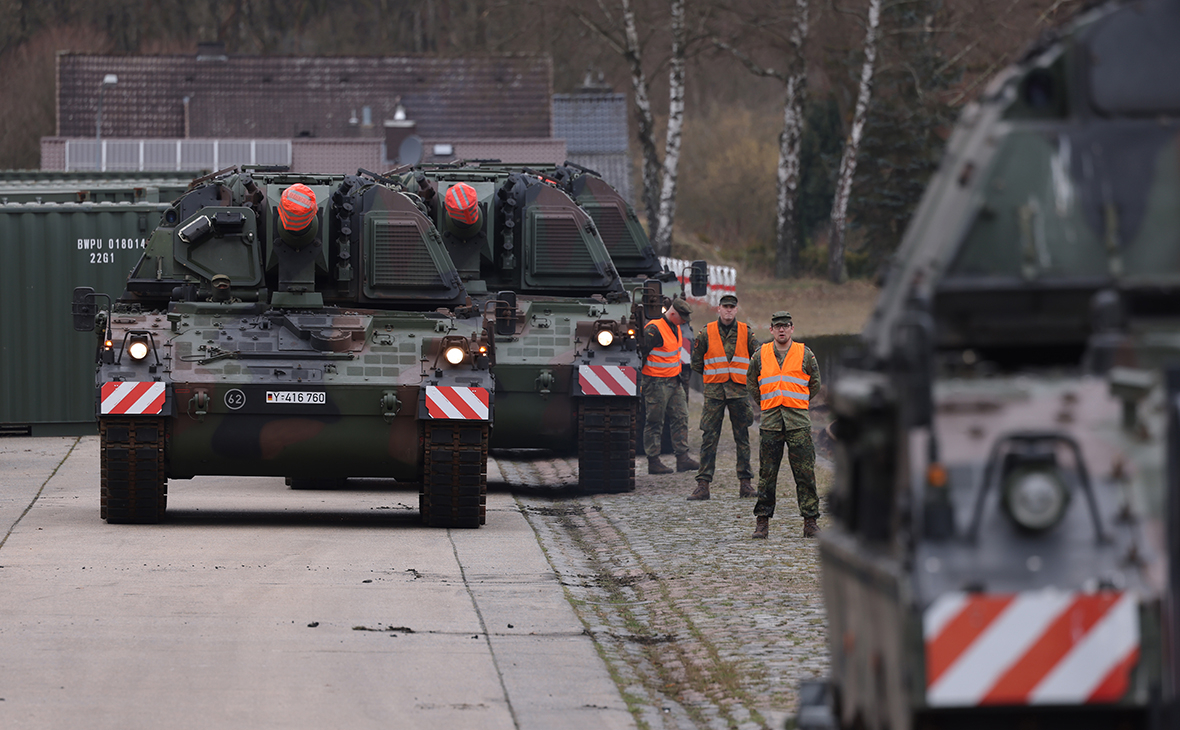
[265,391,326,405]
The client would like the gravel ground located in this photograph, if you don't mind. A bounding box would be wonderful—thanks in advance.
[493,389,833,730]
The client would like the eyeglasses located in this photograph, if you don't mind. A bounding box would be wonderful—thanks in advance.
[771,323,793,330]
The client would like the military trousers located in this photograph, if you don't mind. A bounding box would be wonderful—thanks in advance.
[642,375,689,458]
[753,426,819,519]
[695,396,753,483]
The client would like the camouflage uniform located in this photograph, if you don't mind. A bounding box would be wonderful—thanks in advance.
[691,320,760,483]
[746,342,822,519]
[642,373,689,458]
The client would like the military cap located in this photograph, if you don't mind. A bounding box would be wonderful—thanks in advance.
[671,298,692,322]
[770,311,793,326]
[719,294,738,306]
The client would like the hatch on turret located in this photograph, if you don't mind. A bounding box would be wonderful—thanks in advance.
[521,184,618,291]
[359,187,462,304]
[174,207,264,287]
[567,173,661,277]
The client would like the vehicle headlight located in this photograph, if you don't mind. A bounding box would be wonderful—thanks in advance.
[127,337,150,361]
[596,328,615,347]
[1002,466,1069,531]
[444,345,466,365]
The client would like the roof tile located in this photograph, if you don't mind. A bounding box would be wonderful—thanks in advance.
[59,54,553,140]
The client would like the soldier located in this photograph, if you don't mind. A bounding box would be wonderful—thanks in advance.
[747,311,822,539]
[642,298,699,474]
[686,293,759,500]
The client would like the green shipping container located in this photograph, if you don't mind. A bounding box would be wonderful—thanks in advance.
[0,172,199,205]
[0,201,170,434]
[0,170,202,182]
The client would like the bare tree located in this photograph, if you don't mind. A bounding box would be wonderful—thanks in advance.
[0,25,112,169]
[651,0,687,256]
[714,0,809,278]
[620,0,664,242]
[829,0,880,283]
[572,0,695,256]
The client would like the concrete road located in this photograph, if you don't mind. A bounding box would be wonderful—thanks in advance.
[0,436,634,730]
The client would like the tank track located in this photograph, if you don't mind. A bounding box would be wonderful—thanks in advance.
[420,422,488,528]
[578,397,637,493]
[99,417,167,524]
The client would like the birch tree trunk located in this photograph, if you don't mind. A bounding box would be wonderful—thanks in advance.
[775,0,808,279]
[828,0,880,283]
[652,0,686,257]
[620,0,662,242]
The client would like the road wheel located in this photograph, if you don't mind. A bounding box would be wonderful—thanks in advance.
[100,417,167,524]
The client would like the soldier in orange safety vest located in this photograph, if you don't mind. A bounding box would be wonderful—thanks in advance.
[745,311,822,539]
[685,293,760,501]
[641,298,699,475]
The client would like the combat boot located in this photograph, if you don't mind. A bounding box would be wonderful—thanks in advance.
[686,479,710,501]
[752,516,769,539]
[803,517,819,538]
[738,478,756,498]
[648,456,673,475]
[675,453,700,472]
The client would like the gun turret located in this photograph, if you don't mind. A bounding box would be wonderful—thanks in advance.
[121,170,465,310]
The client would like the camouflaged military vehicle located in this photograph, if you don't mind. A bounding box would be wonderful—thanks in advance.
[532,162,664,282]
[73,168,496,528]
[804,1,1180,728]
[396,164,656,492]
[532,162,705,453]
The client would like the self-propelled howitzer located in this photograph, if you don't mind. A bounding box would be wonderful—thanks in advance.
[401,165,649,492]
[74,169,495,528]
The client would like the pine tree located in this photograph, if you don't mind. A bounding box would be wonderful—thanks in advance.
[847,0,957,278]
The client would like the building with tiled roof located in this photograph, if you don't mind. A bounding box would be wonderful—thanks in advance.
[56,50,553,140]
[553,80,632,203]
[44,50,632,205]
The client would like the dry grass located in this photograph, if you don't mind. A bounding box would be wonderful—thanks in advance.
[683,271,879,338]
[671,232,880,337]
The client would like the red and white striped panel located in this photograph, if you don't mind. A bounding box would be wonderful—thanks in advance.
[924,590,1139,707]
[679,324,693,365]
[425,386,490,420]
[579,365,637,396]
[100,382,166,415]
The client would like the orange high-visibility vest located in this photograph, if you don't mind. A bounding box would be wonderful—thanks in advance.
[642,317,683,378]
[702,321,750,384]
[758,342,809,410]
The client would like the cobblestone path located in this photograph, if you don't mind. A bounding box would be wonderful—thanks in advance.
[490,391,832,730]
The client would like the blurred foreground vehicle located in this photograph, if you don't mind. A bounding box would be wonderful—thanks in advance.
[800,1,1180,728]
